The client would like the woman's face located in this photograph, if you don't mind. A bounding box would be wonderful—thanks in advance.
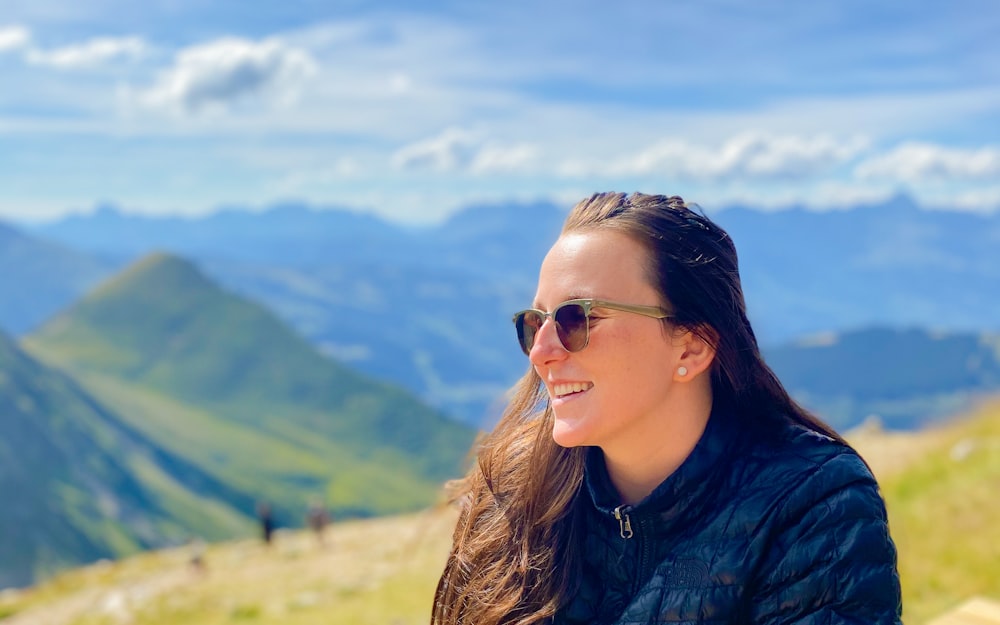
[529,229,686,454]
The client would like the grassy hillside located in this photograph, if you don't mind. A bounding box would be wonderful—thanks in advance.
[850,398,1000,623]
[27,253,472,472]
[54,369,443,519]
[0,506,459,625]
[0,330,252,589]
[24,253,476,521]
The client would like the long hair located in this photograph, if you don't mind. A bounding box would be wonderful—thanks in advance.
[431,192,842,625]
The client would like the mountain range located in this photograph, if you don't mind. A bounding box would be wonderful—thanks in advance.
[10,194,1000,426]
[0,221,118,335]
[766,327,1000,429]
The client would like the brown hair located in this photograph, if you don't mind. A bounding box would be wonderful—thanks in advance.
[431,192,841,625]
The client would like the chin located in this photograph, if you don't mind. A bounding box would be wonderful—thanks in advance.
[551,420,591,449]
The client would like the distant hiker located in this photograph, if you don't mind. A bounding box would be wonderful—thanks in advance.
[306,501,331,547]
[187,537,207,573]
[256,501,275,545]
[433,193,903,625]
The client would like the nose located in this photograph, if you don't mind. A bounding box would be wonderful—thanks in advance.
[528,317,568,366]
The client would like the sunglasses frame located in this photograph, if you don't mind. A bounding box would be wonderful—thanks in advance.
[512,298,673,356]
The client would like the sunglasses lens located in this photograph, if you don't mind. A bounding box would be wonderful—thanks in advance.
[515,310,543,355]
[514,303,590,354]
[554,303,588,352]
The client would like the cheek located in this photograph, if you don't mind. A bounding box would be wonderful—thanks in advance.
[604,330,676,389]
[596,324,668,368]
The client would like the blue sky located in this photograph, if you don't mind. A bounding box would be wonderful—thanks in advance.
[1,0,997,223]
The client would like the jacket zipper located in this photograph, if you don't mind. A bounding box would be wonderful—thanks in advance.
[613,505,652,597]
[613,505,634,539]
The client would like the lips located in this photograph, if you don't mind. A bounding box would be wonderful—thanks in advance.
[553,381,594,398]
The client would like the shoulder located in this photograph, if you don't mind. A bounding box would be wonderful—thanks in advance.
[731,418,896,581]
[734,420,887,527]
[748,420,876,487]
[741,422,902,623]
[753,418,862,464]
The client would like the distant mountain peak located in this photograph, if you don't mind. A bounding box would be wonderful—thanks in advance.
[37,251,275,383]
[30,252,473,454]
[87,251,215,302]
[117,250,205,282]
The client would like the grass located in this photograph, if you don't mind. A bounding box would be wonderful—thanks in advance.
[0,506,458,625]
[850,398,1000,624]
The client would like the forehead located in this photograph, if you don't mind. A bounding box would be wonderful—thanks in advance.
[535,229,655,305]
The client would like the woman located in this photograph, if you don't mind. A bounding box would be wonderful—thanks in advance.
[433,192,902,625]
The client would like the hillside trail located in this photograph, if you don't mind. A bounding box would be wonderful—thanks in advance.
[2,505,458,625]
[2,559,195,625]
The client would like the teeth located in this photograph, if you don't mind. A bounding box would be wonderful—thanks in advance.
[553,382,593,397]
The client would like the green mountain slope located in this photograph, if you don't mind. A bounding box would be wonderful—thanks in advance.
[24,252,475,521]
[0,330,252,589]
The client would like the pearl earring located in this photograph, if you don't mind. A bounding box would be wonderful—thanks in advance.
[677,366,688,377]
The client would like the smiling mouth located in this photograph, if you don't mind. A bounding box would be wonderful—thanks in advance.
[553,382,594,398]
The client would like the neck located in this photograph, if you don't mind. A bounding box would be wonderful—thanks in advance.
[602,385,713,506]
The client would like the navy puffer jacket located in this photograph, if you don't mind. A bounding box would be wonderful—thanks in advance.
[555,408,903,624]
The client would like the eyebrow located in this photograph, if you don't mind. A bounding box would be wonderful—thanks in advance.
[531,294,596,309]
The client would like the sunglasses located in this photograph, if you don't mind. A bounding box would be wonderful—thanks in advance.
[512,298,672,356]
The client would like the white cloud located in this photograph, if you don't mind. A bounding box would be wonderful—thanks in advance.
[950,187,1000,212]
[141,37,318,113]
[27,36,147,68]
[274,158,364,193]
[581,132,870,181]
[723,134,869,177]
[469,143,539,174]
[391,128,479,172]
[391,128,539,174]
[387,72,413,95]
[740,182,899,211]
[855,142,1000,182]
[0,25,31,53]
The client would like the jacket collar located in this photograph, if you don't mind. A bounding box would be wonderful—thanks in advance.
[584,405,742,525]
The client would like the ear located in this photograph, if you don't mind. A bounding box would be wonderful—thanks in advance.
[672,326,716,382]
